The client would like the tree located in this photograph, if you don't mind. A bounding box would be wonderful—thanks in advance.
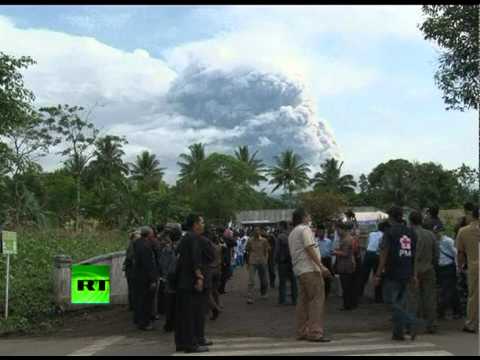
[177,143,206,187]
[300,191,347,226]
[234,145,267,186]
[411,161,459,209]
[0,52,36,135]
[311,158,357,195]
[189,153,256,223]
[454,163,479,204]
[368,159,417,207]
[130,151,165,192]
[2,112,57,225]
[268,149,310,206]
[40,104,99,231]
[89,135,129,180]
[419,5,479,111]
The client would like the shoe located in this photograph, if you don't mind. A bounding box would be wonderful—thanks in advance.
[392,335,405,341]
[184,346,209,353]
[176,346,186,352]
[462,327,477,334]
[261,294,268,300]
[308,337,331,343]
[138,324,154,331]
[200,340,213,346]
[425,327,437,335]
[453,314,463,320]
[410,328,417,341]
[210,309,219,321]
[247,299,254,304]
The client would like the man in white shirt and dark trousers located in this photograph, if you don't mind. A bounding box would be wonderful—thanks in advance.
[360,221,389,303]
[434,224,462,320]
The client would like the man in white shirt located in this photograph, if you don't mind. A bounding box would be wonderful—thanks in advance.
[360,221,389,303]
[289,208,332,343]
[435,224,462,320]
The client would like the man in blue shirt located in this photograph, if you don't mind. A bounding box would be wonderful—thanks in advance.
[360,221,390,303]
[316,224,333,298]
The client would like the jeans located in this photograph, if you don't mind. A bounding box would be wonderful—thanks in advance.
[268,257,276,288]
[248,263,268,300]
[278,263,298,304]
[437,264,462,318]
[384,279,417,337]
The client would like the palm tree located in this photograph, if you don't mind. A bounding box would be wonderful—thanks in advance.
[268,149,310,203]
[311,158,357,194]
[234,145,267,186]
[130,151,165,192]
[90,135,129,180]
[177,143,206,186]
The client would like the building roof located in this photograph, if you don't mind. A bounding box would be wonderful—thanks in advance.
[235,209,295,224]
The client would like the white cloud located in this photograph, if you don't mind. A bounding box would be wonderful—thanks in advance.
[0,14,349,183]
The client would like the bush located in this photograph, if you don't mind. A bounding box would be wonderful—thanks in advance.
[0,228,126,334]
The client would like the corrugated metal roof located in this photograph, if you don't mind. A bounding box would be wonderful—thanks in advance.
[235,209,295,224]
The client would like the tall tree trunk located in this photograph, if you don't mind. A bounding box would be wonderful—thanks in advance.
[75,175,81,232]
[14,178,20,228]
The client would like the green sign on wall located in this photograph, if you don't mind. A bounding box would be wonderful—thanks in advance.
[1,231,17,255]
[71,265,111,305]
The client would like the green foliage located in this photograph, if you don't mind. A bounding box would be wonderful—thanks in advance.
[129,151,165,192]
[268,149,311,201]
[0,52,36,135]
[0,229,125,334]
[420,5,479,111]
[300,191,347,225]
[311,158,357,194]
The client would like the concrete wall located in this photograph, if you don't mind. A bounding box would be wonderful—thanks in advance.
[53,251,127,312]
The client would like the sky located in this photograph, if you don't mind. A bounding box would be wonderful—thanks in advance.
[0,5,477,185]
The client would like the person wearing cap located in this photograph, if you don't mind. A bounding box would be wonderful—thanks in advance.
[456,205,479,334]
[434,222,462,320]
[246,226,270,304]
[375,206,418,341]
[409,211,439,334]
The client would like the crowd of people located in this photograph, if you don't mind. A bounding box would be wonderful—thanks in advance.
[122,201,479,352]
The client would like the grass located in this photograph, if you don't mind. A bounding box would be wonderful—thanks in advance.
[0,228,126,335]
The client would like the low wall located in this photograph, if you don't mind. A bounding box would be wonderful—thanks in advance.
[53,251,128,312]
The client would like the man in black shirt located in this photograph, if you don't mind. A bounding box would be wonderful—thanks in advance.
[275,221,297,305]
[175,214,215,354]
[375,206,418,341]
[133,226,160,331]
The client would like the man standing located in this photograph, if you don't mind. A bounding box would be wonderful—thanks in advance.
[435,224,462,320]
[267,230,277,289]
[360,221,389,303]
[246,226,270,304]
[123,229,140,312]
[316,225,333,298]
[375,206,418,341]
[289,208,331,343]
[219,228,236,294]
[133,226,160,331]
[409,211,438,334]
[456,206,479,334]
[275,221,297,305]
[175,214,215,353]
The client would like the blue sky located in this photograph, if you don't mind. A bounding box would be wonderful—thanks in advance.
[0,5,477,184]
